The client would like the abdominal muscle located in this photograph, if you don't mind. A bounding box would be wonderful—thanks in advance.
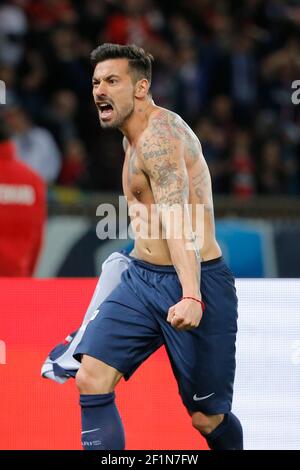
[129,207,222,265]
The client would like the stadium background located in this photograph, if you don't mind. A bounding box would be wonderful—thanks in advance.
[1,0,300,450]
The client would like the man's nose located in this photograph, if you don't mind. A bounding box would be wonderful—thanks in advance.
[94,82,107,97]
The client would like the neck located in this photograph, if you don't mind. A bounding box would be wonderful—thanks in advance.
[121,98,155,144]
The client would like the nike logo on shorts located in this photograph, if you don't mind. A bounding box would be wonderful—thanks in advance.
[81,428,101,434]
[193,392,215,401]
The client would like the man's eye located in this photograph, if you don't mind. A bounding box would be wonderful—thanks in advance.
[109,79,117,84]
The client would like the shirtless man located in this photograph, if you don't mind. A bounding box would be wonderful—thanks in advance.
[74,43,243,450]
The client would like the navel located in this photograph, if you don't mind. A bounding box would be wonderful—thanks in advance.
[134,189,142,198]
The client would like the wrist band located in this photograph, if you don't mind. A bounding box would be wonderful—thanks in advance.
[181,296,205,311]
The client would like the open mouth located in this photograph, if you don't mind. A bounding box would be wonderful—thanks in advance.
[97,102,114,120]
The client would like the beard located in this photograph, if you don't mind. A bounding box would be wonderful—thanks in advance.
[99,101,134,129]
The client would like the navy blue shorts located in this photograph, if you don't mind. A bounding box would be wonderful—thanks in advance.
[74,256,238,414]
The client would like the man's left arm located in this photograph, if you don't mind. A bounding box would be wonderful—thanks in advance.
[140,129,203,330]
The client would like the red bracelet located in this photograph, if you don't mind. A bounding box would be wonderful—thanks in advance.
[181,296,205,311]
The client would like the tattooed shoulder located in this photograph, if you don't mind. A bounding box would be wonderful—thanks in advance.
[139,111,178,162]
[142,110,200,164]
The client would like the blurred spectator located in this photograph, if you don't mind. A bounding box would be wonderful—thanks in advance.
[104,0,165,46]
[5,106,61,183]
[46,25,91,98]
[150,43,179,111]
[258,139,285,194]
[76,0,108,42]
[210,95,235,142]
[176,44,207,121]
[194,117,229,193]
[230,32,258,124]
[0,1,28,66]
[0,114,46,277]
[59,138,88,187]
[43,89,79,146]
[25,0,77,31]
[169,14,196,48]
[17,48,47,119]
[231,130,256,198]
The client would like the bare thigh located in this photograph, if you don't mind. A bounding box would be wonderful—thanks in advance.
[76,354,123,394]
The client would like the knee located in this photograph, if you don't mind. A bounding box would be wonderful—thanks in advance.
[191,411,224,436]
[76,366,113,395]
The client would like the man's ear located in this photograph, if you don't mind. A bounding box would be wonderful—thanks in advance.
[135,79,149,99]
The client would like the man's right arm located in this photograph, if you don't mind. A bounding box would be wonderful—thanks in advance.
[139,119,203,330]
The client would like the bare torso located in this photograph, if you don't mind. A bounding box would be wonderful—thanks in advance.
[122,107,222,265]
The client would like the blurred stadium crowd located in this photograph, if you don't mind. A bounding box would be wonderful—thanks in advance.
[0,0,300,196]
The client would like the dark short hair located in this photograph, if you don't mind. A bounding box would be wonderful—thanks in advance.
[90,43,154,87]
[0,114,11,142]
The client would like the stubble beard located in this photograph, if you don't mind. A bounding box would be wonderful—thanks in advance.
[99,102,134,130]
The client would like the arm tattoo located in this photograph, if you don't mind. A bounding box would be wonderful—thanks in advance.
[140,112,189,206]
[142,110,199,162]
[140,110,201,290]
[127,149,139,186]
[192,171,208,199]
[142,148,169,160]
[192,169,213,212]
[154,161,183,186]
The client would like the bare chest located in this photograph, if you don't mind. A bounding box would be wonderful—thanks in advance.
[122,150,152,203]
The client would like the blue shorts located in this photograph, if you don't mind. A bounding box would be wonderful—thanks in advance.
[74,256,238,414]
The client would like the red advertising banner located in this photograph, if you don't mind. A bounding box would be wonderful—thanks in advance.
[0,279,207,450]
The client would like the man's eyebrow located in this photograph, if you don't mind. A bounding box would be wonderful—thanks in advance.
[92,74,120,82]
